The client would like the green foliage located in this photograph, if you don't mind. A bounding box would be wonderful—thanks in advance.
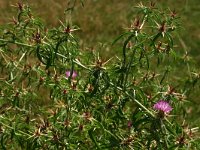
[0,1,199,149]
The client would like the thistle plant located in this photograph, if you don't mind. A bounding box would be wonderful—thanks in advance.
[0,1,199,149]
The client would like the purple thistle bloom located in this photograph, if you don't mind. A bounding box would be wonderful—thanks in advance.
[127,121,132,129]
[66,70,77,79]
[153,100,172,113]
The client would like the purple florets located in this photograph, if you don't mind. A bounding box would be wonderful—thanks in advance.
[66,70,77,79]
[153,100,172,113]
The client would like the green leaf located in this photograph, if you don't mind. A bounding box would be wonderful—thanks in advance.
[88,128,101,150]
[112,32,131,45]
[36,45,46,65]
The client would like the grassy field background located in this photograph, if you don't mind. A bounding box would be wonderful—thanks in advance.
[0,0,200,124]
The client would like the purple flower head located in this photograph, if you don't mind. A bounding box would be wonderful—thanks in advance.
[66,70,77,79]
[127,121,132,129]
[153,100,172,113]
